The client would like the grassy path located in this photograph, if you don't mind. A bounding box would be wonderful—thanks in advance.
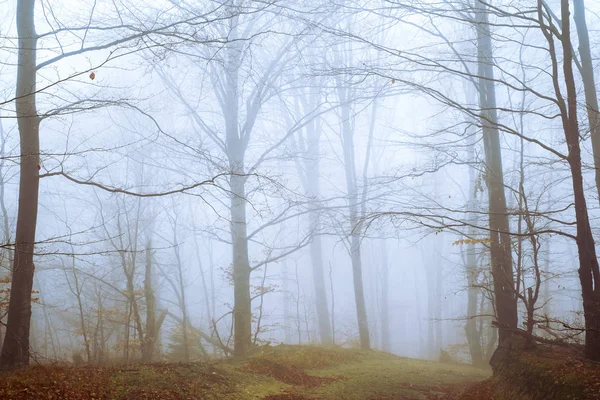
[0,346,490,399]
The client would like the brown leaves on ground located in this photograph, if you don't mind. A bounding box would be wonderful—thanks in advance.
[430,381,494,400]
[0,362,232,400]
[263,393,312,400]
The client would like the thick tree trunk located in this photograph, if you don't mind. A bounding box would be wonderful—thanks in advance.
[221,13,252,356]
[557,0,600,361]
[0,0,39,367]
[573,0,600,204]
[474,3,518,346]
[230,173,252,356]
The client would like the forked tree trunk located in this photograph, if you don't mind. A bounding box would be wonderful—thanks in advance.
[0,0,40,367]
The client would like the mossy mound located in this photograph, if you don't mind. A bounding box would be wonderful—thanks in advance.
[491,346,600,400]
[447,345,600,400]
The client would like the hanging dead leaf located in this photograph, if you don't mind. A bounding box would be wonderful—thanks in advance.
[391,79,396,84]
[89,72,96,80]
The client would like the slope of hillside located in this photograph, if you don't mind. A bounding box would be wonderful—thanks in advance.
[0,345,490,399]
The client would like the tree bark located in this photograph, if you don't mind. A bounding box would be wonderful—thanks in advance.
[573,0,600,204]
[142,238,156,363]
[474,2,518,346]
[230,172,252,356]
[0,0,40,367]
[554,0,600,361]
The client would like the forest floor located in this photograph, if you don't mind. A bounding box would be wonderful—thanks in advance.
[0,345,491,400]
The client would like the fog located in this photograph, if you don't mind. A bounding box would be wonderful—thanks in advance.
[0,1,599,383]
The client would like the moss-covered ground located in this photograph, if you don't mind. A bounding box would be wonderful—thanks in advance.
[0,345,490,399]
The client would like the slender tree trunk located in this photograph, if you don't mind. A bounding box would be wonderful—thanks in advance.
[282,262,292,343]
[573,0,600,203]
[192,234,213,329]
[0,0,40,367]
[97,295,105,364]
[435,255,443,354]
[302,89,333,346]
[70,258,91,363]
[142,238,156,363]
[173,237,190,362]
[465,239,484,366]
[338,96,370,350]
[0,118,12,270]
[308,216,332,345]
[329,262,336,345]
[380,240,390,352]
[474,3,518,345]
[464,127,484,367]
[37,283,57,360]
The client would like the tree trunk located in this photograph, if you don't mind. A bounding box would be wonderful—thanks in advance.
[573,0,600,204]
[464,122,485,367]
[303,89,333,346]
[555,0,600,361]
[230,173,252,356]
[0,118,10,353]
[339,100,370,350]
[71,257,91,363]
[308,217,333,345]
[465,239,484,367]
[474,3,518,345]
[282,261,292,343]
[142,238,156,363]
[380,240,390,352]
[173,235,190,362]
[0,0,40,367]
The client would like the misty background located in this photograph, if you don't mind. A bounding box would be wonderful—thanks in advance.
[0,0,597,366]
